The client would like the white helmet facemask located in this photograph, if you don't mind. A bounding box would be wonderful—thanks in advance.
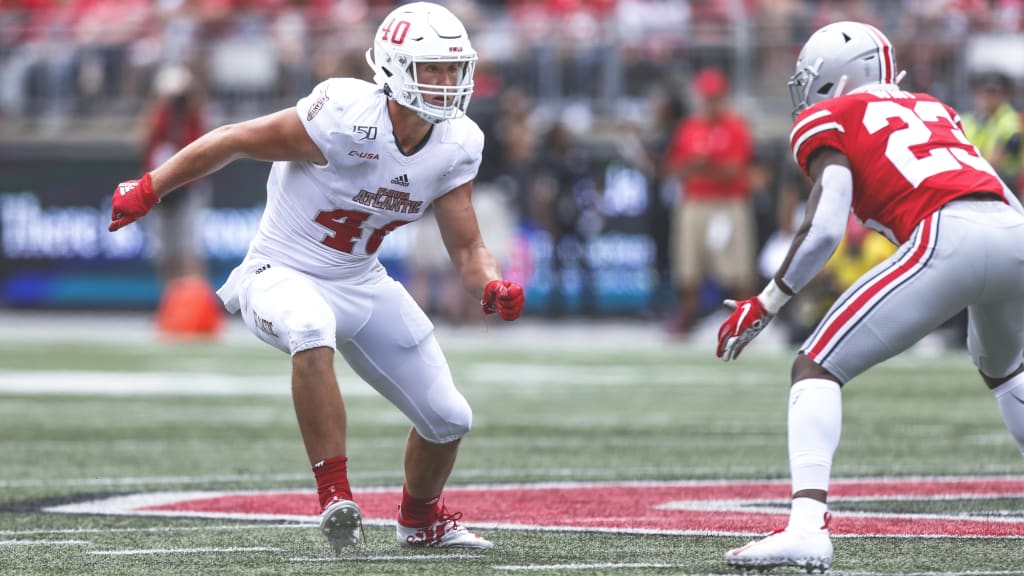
[365,2,477,125]
[788,20,907,118]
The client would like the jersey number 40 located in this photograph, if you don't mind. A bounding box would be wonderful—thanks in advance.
[315,209,409,255]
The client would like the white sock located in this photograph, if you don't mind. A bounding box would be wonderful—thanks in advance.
[992,373,1024,456]
[788,497,829,532]
[787,378,842,528]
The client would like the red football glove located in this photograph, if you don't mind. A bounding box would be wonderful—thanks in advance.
[109,172,159,232]
[482,279,525,321]
[716,296,774,361]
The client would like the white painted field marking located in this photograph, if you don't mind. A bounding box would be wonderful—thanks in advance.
[0,539,90,546]
[0,472,324,489]
[287,554,484,562]
[837,571,1024,576]
[464,364,735,386]
[89,546,281,556]
[0,371,376,397]
[0,524,308,536]
[1,464,786,489]
[489,569,1024,573]
[494,563,682,571]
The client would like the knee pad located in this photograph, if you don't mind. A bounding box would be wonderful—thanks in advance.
[415,374,472,444]
[283,299,336,355]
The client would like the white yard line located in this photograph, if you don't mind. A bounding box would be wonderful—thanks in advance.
[288,554,484,562]
[495,569,1024,576]
[836,572,1024,576]
[0,539,90,546]
[0,371,376,397]
[494,563,683,571]
[0,472,312,488]
[0,524,307,536]
[89,546,281,556]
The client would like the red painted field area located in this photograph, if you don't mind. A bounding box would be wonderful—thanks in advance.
[114,478,1024,537]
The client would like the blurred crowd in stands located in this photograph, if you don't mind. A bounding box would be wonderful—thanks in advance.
[0,0,1022,339]
[1,0,1022,129]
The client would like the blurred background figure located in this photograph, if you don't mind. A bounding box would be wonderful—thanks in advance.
[143,63,222,338]
[663,67,754,338]
[961,71,1021,196]
[614,81,688,318]
[532,115,601,317]
[406,186,517,327]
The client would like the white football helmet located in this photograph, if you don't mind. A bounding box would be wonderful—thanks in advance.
[788,21,906,117]
[365,2,477,124]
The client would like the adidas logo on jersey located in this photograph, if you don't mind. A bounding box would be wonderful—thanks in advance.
[390,174,410,187]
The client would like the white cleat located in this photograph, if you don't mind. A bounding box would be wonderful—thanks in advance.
[725,514,833,573]
[396,505,494,550]
[319,498,363,554]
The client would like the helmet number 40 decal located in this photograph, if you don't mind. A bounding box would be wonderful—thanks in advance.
[381,19,410,45]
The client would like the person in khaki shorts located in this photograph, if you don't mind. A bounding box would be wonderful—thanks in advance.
[664,68,755,336]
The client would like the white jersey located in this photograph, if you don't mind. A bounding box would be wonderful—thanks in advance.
[246,78,484,282]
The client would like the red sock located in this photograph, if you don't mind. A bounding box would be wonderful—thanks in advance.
[312,456,352,511]
[398,484,440,528]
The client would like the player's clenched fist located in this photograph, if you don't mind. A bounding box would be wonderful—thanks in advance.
[481,279,525,321]
[716,296,773,362]
[109,172,159,232]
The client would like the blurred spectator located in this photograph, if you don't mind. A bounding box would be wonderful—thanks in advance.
[961,71,1021,195]
[615,81,687,316]
[141,64,222,337]
[491,87,537,224]
[898,0,977,98]
[0,0,78,125]
[754,0,807,97]
[663,67,754,337]
[73,0,152,114]
[533,117,600,316]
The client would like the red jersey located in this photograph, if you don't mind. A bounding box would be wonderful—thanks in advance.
[666,112,752,200]
[789,89,1006,244]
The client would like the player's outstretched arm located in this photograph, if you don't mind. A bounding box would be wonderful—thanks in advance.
[434,182,524,321]
[717,149,852,361]
[109,108,326,231]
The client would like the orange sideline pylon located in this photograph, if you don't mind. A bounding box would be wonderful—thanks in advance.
[156,274,224,339]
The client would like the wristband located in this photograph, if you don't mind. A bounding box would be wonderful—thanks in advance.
[758,279,791,315]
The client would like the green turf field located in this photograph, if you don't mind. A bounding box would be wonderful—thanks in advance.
[1,316,1022,575]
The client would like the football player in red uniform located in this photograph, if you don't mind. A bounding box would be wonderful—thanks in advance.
[717,21,1024,572]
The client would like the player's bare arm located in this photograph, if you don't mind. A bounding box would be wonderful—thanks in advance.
[433,181,500,294]
[110,108,326,231]
[150,108,326,199]
[434,181,525,321]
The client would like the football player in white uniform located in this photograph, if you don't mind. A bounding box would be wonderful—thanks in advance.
[108,2,524,553]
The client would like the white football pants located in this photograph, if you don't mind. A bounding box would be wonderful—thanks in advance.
[223,261,472,444]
